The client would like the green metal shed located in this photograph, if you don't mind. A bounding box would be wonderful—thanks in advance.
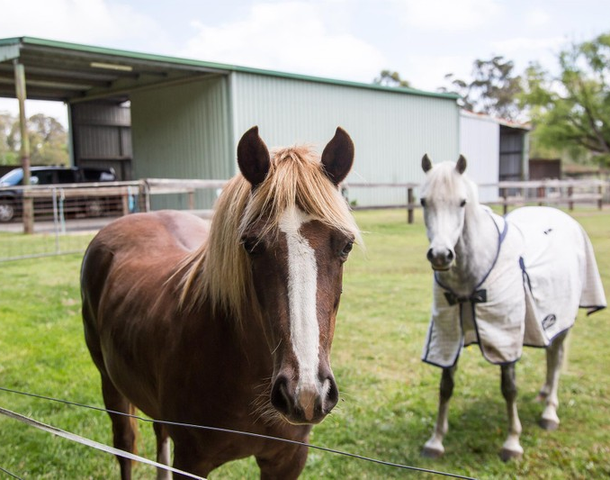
[0,36,460,208]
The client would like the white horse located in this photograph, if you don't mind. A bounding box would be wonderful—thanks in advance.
[418,155,606,461]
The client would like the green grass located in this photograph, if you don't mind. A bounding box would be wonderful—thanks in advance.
[0,230,95,261]
[0,208,609,479]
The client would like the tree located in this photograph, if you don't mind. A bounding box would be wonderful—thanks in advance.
[374,70,411,88]
[0,112,17,165]
[0,113,68,166]
[440,56,522,121]
[27,114,69,166]
[520,32,610,166]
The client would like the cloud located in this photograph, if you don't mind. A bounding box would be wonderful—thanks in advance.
[182,1,386,82]
[525,7,551,27]
[0,0,160,46]
[397,0,504,31]
[406,54,475,91]
[492,36,565,54]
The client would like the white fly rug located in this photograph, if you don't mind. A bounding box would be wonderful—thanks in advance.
[422,207,607,368]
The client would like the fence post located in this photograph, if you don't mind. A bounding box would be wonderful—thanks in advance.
[598,184,603,210]
[188,190,195,210]
[537,186,545,206]
[121,190,130,216]
[568,186,574,211]
[140,181,151,212]
[407,187,414,224]
[501,188,508,215]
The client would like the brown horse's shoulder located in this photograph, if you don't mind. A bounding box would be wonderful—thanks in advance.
[93,210,209,254]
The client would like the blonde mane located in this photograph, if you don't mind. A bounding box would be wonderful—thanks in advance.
[179,145,361,321]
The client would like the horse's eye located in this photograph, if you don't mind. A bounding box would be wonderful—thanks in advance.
[420,198,426,207]
[460,199,467,207]
[340,241,353,258]
[242,237,263,255]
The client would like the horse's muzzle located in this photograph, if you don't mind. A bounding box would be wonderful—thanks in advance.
[427,247,454,271]
[271,374,339,425]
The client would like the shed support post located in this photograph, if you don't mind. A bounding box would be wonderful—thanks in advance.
[14,61,33,234]
[501,188,508,215]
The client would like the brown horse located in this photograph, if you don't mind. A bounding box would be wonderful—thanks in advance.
[81,126,361,479]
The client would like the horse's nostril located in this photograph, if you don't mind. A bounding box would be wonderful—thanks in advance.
[427,248,434,262]
[447,250,454,262]
[324,377,339,413]
[270,376,292,415]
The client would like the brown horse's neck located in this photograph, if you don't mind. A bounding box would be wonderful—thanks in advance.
[193,297,273,368]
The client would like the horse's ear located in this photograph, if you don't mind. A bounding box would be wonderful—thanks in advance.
[237,126,271,188]
[321,127,354,185]
[422,154,433,173]
[456,155,467,174]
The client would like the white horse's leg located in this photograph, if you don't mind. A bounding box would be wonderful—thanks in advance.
[539,331,568,431]
[422,365,456,458]
[154,422,172,480]
[500,363,523,461]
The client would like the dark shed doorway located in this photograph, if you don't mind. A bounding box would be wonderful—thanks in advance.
[71,102,132,180]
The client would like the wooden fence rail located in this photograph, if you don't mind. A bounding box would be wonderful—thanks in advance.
[1,178,607,234]
[344,179,608,224]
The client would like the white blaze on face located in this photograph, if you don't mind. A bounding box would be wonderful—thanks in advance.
[279,206,320,391]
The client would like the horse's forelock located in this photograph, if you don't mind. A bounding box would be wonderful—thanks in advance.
[180,144,360,321]
[241,146,360,241]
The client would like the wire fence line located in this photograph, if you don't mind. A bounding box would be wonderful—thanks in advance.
[0,465,22,480]
[0,386,477,480]
[0,405,205,480]
[0,179,218,262]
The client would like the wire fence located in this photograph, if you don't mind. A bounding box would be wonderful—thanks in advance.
[0,179,218,262]
[0,386,477,480]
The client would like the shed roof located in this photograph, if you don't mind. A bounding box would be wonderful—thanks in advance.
[0,36,458,105]
[460,109,531,131]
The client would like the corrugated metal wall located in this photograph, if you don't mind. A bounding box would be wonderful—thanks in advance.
[231,72,459,207]
[130,76,232,209]
[71,102,132,180]
[459,112,500,203]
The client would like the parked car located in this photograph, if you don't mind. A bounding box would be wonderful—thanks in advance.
[0,166,118,222]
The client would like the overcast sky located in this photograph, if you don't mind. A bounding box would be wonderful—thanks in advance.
[1,0,608,125]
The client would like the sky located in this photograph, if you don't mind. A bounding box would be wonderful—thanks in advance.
[0,0,608,126]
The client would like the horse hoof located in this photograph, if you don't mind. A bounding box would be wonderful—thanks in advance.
[421,446,444,459]
[539,418,559,431]
[499,448,523,462]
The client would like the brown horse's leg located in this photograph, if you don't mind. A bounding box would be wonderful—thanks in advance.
[539,330,568,431]
[171,439,213,480]
[422,364,457,458]
[499,363,523,461]
[256,444,308,480]
[153,422,171,480]
[101,375,138,480]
